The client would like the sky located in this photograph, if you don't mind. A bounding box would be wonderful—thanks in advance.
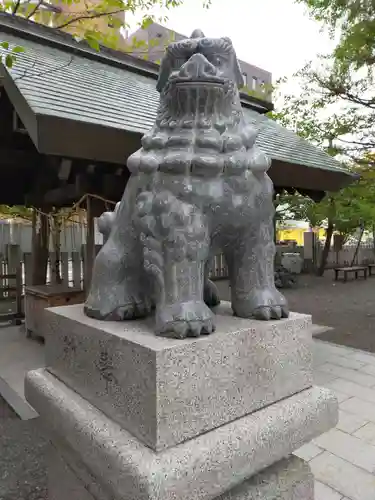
[128,0,336,81]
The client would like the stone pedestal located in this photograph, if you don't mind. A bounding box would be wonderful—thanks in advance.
[25,302,338,500]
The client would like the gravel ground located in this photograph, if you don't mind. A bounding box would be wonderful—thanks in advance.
[0,395,17,420]
[286,271,375,352]
[0,396,48,500]
[215,270,375,352]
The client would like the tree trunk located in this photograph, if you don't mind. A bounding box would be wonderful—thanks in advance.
[31,209,50,285]
[317,219,334,276]
[351,224,365,267]
[50,212,62,285]
[84,195,95,296]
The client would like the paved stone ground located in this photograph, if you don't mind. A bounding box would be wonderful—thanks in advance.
[296,339,375,500]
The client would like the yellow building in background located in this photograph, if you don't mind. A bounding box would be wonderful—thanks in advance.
[277,221,326,245]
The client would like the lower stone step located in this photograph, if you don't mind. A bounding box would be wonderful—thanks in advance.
[49,444,313,500]
[26,368,337,500]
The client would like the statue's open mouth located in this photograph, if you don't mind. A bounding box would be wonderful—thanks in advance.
[175,79,225,87]
[172,76,226,91]
[163,76,233,124]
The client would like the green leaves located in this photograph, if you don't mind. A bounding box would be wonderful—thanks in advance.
[296,0,375,73]
[5,53,14,68]
[84,32,101,51]
[0,205,33,220]
[0,42,25,67]
[0,0,211,69]
[12,45,25,53]
[275,159,375,239]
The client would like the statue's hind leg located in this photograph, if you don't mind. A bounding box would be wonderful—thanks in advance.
[84,177,152,321]
[203,260,221,307]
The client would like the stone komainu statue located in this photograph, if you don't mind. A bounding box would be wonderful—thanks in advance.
[84,30,289,338]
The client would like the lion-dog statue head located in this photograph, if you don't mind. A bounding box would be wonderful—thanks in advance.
[127,30,269,178]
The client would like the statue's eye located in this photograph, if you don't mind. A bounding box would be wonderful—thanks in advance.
[210,55,225,67]
[175,58,186,68]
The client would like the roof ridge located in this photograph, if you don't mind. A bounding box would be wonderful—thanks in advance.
[0,13,273,113]
[0,12,160,79]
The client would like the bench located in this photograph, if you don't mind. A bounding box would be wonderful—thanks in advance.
[368,264,375,276]
[334,266,368,282]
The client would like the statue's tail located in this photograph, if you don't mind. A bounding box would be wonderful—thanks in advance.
[97,202,120,243]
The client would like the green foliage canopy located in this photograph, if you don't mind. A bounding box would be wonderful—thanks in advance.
[272,0,375,242]
[0,0,212,67]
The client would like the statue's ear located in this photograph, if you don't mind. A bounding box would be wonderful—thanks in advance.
[234,57,244,89]
[156,54,171,93]
[221,37,244,89]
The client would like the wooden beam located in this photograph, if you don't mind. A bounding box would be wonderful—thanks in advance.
[0,148,38,166]
[43,183,80,205]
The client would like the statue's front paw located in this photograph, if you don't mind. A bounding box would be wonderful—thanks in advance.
[156,300,215,339]
[232,288,289,321]
[105,296,153,320]
[85,288,152,321]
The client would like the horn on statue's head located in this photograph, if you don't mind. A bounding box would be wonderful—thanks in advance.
[190,29,205,39]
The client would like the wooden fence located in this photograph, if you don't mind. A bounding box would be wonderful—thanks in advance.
[0,248,85,299]
[0,248,225,294]
[0,242,374,298]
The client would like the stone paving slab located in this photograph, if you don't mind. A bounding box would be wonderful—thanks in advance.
[294,339,375,499]
[310,451,375,500]
[314,480,343,500]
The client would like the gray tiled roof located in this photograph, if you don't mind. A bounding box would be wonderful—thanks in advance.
[1,32,349,177]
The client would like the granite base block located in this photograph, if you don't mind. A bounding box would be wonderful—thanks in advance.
[25,368,337,500]
[43,302,313,450]
[50,444,313,500]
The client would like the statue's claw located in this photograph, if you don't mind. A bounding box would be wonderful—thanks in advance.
[232,287,289,321]
[85,291,152,321]
[156,300,215,339]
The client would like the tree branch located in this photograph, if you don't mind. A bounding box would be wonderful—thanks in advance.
[13,54,74,81]
[338,92,375,109]
[337,138,375,148]
[11,0,22,15]
[55,8,125,29]
[26,0,45,19]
